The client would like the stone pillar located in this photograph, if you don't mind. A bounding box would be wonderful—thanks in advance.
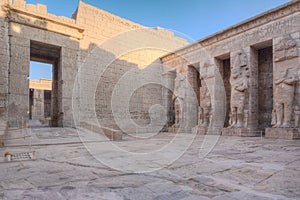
[185,66,199,132]
[162,69,176,131]
[266,34,300,139]
[222,48,259,136]
[198,59,218,135]
[211,60,226,135]
[7,25,30,127]
[247,47,259,131]
[168,72,192,133]
[61,46,79,127]
[0,0,10,126]
[51,60,62,127]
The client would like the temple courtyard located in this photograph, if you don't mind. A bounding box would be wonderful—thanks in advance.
[0,127,299,200]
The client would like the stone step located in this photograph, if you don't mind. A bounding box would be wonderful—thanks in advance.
[80,121,122,141]
[265,128,300,140]
[222,128,261,137]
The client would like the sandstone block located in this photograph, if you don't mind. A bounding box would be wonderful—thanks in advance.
[222,128,260,137]
[265,128,300,140]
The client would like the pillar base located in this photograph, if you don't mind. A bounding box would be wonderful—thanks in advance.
[192,126,207,135]
[168,125,189,133]
[222,127,260,137]
[80,121,122,141]
[0,121,7,148]
[265,128,300,140]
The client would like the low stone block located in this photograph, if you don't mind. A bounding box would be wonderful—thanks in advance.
[168,126,179,133]
[265,128,300,140]
[102,128,122,141]
[222,128,260,137]
[81,122,122,141]
[192,126,207,135]
[168,126,190,133]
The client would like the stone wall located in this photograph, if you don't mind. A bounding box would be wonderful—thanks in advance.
[0,0,10,126]
[0,0,82,127]
[1,0,298,137]
[0,0,188,130]
[161,0,300,134]
[71,1,188,130]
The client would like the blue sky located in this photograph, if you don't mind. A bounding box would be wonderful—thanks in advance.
[28,0,291,80]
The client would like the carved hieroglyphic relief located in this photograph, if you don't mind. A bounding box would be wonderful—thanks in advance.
[172,75,185,128]
[274,34,298,62]
[198,82,211,127]
[229,50,250,128]
[173,98,181,128]
[0,98,6,108]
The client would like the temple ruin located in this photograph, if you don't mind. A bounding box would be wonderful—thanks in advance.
[0,0,299,140]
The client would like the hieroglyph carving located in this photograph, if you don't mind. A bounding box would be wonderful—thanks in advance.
[229,50,250,128]
[274,34,298,62]
[172,76,185,127]
[0,98,6,108]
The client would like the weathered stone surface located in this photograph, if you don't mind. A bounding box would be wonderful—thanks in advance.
[161,1,300,137]
[265,128,300,139]
[0,0,299,139]
[192,126,207,135]
[0,128,299,199]
[222,128,260,137]
[0,0,188,129]
[0,120,6,147]
[81,121,123,141]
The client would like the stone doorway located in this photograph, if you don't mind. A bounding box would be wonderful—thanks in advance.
[30,41,62,127]
[257,46,273,130]
[217,57,231,127]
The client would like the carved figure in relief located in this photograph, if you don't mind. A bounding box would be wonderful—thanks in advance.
[172,76,185,127]
[173,98,181,127]
[229,50,249,128]
[198,76,211,127]
[194,59,214,128]
[273,68,297,128]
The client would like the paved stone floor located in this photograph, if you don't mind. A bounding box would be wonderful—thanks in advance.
[0,127,299,200]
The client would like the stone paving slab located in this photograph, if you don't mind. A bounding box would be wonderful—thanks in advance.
[0,128,299,199]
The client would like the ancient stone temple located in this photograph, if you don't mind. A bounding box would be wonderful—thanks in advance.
[161,1,300,139]
[0,0,187,130]
[0,0,299,139]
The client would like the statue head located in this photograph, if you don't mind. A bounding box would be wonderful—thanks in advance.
[234,50,247,68]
